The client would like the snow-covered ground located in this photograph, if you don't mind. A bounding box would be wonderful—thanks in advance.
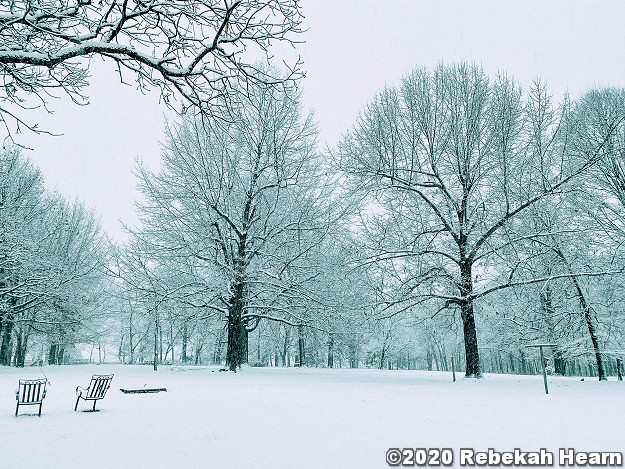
[0,365,623,468]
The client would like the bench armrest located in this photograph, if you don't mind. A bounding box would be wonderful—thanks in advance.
[76,385,87,397]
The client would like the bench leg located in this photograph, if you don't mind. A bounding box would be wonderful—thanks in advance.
[15,403,19,417]
[74,396,80,411]
[38,402,42,417]
[92,400,97,411]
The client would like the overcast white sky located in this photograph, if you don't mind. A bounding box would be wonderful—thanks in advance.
[15,1,625,242]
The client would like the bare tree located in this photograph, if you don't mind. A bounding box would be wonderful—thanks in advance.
[0,146,109,366]
[493,190,616,380]
[339,64,621,377]
[575,87,625,378]
[0,0,304,136]
[0,146,44,364]
[128,79,334,370]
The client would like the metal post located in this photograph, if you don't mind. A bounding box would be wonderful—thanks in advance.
[539,346,549,395]
[526,343,556,394]
[451,355,456,382]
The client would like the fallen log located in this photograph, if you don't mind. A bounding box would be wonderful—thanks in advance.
[120,388,167,394]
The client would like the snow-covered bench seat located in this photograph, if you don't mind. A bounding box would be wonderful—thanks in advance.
[15,379,47,417]
[74,374,113,411]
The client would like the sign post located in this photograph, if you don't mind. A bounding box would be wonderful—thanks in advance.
[451,355,456,382]
[526,344,557,395]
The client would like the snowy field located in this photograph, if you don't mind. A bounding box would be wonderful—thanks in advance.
[1,365,623,469]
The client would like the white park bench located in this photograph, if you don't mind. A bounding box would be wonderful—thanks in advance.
[15,379,48,417]
[74,374,113,411]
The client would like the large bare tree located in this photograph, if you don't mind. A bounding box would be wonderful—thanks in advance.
[339,64,621,377]
[128,80,332,370]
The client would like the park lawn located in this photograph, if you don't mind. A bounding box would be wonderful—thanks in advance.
[0,364,623,468]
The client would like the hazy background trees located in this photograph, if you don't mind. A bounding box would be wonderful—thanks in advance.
[0,146,109,367]
[3,61,625,381]
[105,64,625,378]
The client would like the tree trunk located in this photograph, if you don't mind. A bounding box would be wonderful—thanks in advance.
[182,323,188,364]
[349,343,358,368]
[159,325,163,363]
[225,195,255,371]
[459,261,481,377]
[519,349,527,374]
[153,302,160,371]
[118,334,125,364]
[195,340,204,365]
[13,331,23,367]
[552,247,605,380]
[226,307,247,371]
[128,309,134,364]
[48,344,58,365]
[460,302,481,376]
[281,327,290,367]
[153,329,158,372]
[297,325,305,367]
[327,333,334,368]
[554,350,566,375]
[0,312,15,365]
[582,303,606,380]
[213,329,223,365]
[13,328,28,367]
[20,332,28,367]
[571,277,606,380]
[432,346,440,371]
[226,279,248,371]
